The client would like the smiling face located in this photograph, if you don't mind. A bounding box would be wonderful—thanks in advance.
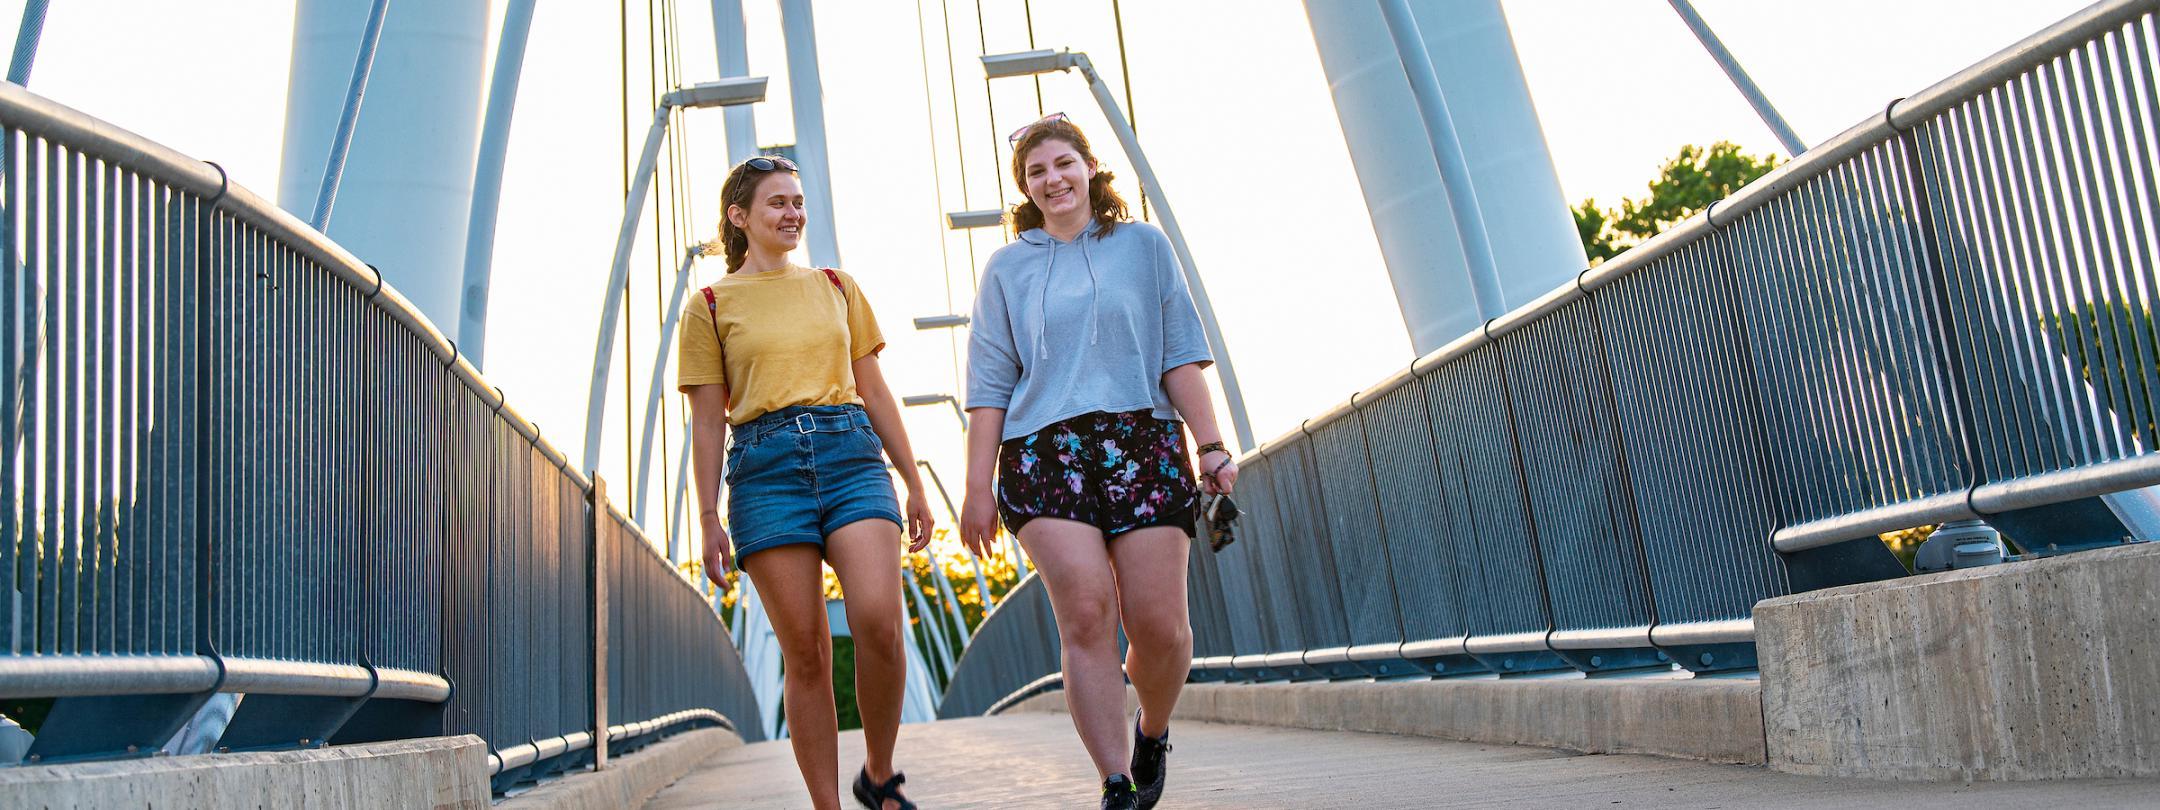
[727,171,804,257]
[1019,137,1094,228]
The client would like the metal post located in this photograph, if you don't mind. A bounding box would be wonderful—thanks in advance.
[7,0,50,85]
[777,0,841,267]
[311,0,392,231]
[902,560,956,680]
[929,556,972,645]
[590,477,610,771]
[944,398,967,431]
[917,460,994,608]
[1666,0,1807,156]
[1378,0,1507,322]
[708,0,759,164]
[667,428,694,563]
[457,0,538,368]
[582,107,673,475]
[633,250,699,521]
[3,0,45,453]
[1069,53,1256,451]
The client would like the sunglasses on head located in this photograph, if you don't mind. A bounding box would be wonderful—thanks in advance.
[743,155,798,173]
[1007,112,1071,146]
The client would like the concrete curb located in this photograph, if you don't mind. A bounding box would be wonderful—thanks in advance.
[1003,677,1767,765]
[1758,541,2160,781]
[0,734,489,809]
[497,727,743,810]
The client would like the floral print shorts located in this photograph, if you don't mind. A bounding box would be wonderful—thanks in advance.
[997,409,1200,539]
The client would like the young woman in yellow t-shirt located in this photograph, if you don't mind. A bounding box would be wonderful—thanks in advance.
[679,155,931,810]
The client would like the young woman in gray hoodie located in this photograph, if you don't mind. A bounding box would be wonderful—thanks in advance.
[959,114,1239,810]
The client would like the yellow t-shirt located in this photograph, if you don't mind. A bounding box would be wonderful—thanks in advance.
[676,264,885,425]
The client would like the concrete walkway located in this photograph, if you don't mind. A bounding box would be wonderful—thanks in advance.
[645,714,2159,808]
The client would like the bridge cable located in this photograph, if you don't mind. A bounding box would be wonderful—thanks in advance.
[973,0,1010,219]
[1021,0,1043,116]
[1109,0,1146,222]
[619,0,632,483]
[647,0,670,546]
[936,0,980,300]
[659,0,693,552]
[6,0,50,85]
[912,0,962,395]
[311,0,391,232]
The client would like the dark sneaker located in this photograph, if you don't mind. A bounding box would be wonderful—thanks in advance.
[1100,774,1140,810]
[1131,717,1172,809]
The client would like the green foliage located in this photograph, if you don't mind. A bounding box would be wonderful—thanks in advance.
[4,697,53,737]
[2046,300,2160,445]
[831,636,860,731]
[1575,142,1781,265]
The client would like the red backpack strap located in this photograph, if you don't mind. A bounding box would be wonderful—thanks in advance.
[819,267,847,302]
[700,287,722,344]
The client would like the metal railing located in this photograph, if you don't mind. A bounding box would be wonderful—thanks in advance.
[944,0,2160,707]
[0,81,760,779]
[936,574,1058,719]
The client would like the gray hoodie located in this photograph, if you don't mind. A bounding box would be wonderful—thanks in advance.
[966,219,1214,441]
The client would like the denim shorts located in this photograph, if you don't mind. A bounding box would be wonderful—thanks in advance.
[726,404,902,561]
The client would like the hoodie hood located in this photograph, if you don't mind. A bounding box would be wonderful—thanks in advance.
[1016,220,1104,360]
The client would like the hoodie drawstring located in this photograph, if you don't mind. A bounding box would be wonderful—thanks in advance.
[1078,237,1100,348]
[1031,225,1103,360]
[1035,239,1057,360]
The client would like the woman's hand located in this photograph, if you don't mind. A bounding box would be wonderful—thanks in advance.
[701,512,735,587]
[905,485,935,552]
[1200,450,1238,495]
[960,484,1001,558]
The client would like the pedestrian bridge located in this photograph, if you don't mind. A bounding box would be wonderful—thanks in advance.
[5,0,2160,805]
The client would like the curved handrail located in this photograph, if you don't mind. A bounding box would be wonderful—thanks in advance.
[0,81,755,770]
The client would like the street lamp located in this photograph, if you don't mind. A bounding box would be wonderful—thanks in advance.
[913,314,971,330]
[903,393,968,431]
[583,77,769,475]
[980,48,1257,451]
[946,209,1005,230]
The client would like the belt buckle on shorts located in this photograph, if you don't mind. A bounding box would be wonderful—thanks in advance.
[793,413,816,434]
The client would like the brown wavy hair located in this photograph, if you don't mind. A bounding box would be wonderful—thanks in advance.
[703,157,800,273]
[1008,118,1129,237]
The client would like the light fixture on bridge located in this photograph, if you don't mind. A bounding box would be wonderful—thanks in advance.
[583,74,770,477]
[979,47,1256,451]
[664,76,770,110]
[913,314,971,331]
[981,48,1077,79]
[902,393,968,431]
[946,209,1006,230]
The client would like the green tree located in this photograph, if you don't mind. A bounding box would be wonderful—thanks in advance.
[1575,141,1780,266]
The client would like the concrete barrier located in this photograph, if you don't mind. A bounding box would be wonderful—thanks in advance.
[1757,541,2160,781]
[1004,676,1767,765]
[0,734,488,809]
[495,727,742,810]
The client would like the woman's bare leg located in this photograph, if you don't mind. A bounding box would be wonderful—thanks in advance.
[1109,527,1193,737]
[825,518,910,808]
[1019,517,1128,779]
[742,544,841,810]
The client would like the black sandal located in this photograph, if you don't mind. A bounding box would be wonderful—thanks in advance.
[852,766,917,810]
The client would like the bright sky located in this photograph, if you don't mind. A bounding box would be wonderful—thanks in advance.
[2,0,2092,546]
